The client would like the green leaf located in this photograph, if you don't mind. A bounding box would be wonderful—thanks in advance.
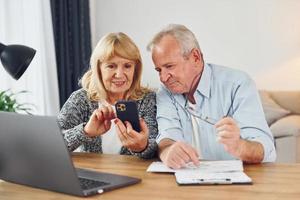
[0,89,34,114]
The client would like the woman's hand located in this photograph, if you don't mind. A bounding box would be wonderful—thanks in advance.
[84,105,116,137]
[114,118,149,152]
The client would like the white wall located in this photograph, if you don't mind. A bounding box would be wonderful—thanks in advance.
[91,0,300,90]
[0,0,60,115]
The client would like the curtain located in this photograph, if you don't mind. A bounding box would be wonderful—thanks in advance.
[50,0,92,107]
[0,0,60,116]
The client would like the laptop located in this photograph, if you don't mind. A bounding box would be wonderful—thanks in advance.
[0,111,141,196]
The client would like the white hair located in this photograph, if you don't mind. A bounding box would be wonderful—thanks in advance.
[147,24,201,57]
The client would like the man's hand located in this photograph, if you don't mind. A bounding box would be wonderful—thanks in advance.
[159,139,199,169]
[215,117,264,163]
[215,117,243,158]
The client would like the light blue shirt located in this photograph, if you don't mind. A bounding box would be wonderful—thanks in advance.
[156,63,276,162]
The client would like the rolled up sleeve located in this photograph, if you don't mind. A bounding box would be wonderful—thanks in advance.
[156,87,185,144]
[241,127,276,162]
[235,75,276,163]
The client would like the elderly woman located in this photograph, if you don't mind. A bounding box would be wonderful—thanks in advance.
[57,32,158,159]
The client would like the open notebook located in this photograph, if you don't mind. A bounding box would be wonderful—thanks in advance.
[147,160,252,185]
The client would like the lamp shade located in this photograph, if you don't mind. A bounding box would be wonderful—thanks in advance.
[0,42,36,80]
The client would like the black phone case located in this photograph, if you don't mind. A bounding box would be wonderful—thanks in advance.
[115,100,141,132]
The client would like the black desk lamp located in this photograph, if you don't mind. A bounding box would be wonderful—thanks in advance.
[0,42,36,80]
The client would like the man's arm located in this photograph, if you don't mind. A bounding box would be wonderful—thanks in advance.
[216,117,264,163]
[237,139,264,163]
[219,72,276,163]
[158,139,174,159]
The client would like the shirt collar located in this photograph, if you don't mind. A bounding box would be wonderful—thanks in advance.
[196,63,211,98]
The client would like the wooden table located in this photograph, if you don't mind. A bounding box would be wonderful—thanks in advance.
[0,153,300,199]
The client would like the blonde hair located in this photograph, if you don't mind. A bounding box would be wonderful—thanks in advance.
[81,32,150,101]
[147,24,201,58]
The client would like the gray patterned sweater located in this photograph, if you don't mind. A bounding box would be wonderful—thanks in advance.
[57,89,158,159]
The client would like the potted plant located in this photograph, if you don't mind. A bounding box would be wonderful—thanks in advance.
[0,89,33,114]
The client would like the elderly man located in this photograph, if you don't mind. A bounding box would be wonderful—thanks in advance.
[147,24,276,169]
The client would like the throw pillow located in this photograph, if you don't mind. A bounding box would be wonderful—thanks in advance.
[259,91,291,125]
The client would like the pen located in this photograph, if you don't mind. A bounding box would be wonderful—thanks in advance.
[196,178,232,184]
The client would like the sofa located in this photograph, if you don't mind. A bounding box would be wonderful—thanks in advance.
[259,91,300,163]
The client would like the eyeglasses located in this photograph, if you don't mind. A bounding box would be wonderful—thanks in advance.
[182,73,240,126]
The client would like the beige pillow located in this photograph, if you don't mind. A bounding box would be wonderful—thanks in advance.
[270,115,300,138]
[269,91,300,114]
[259,91,291,125]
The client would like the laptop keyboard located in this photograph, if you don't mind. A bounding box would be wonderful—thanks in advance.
[78,177,109,190]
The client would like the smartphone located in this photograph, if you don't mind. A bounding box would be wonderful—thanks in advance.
[115,100,141,132]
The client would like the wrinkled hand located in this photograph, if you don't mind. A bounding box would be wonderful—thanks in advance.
[114,118,149,152]
[160,141,199,169]
[84,105,116,137]
[215,117,243,158]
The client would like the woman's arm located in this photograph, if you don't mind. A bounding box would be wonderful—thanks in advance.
[128,92,158,159]
[57,89,94,151]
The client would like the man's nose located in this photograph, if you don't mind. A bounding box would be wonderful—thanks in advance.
[160,70,170,83]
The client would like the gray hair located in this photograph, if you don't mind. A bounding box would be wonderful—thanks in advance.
[147,24,201,57]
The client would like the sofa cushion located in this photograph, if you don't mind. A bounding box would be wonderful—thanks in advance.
[259,91,291,125]
[270,115,300,138]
